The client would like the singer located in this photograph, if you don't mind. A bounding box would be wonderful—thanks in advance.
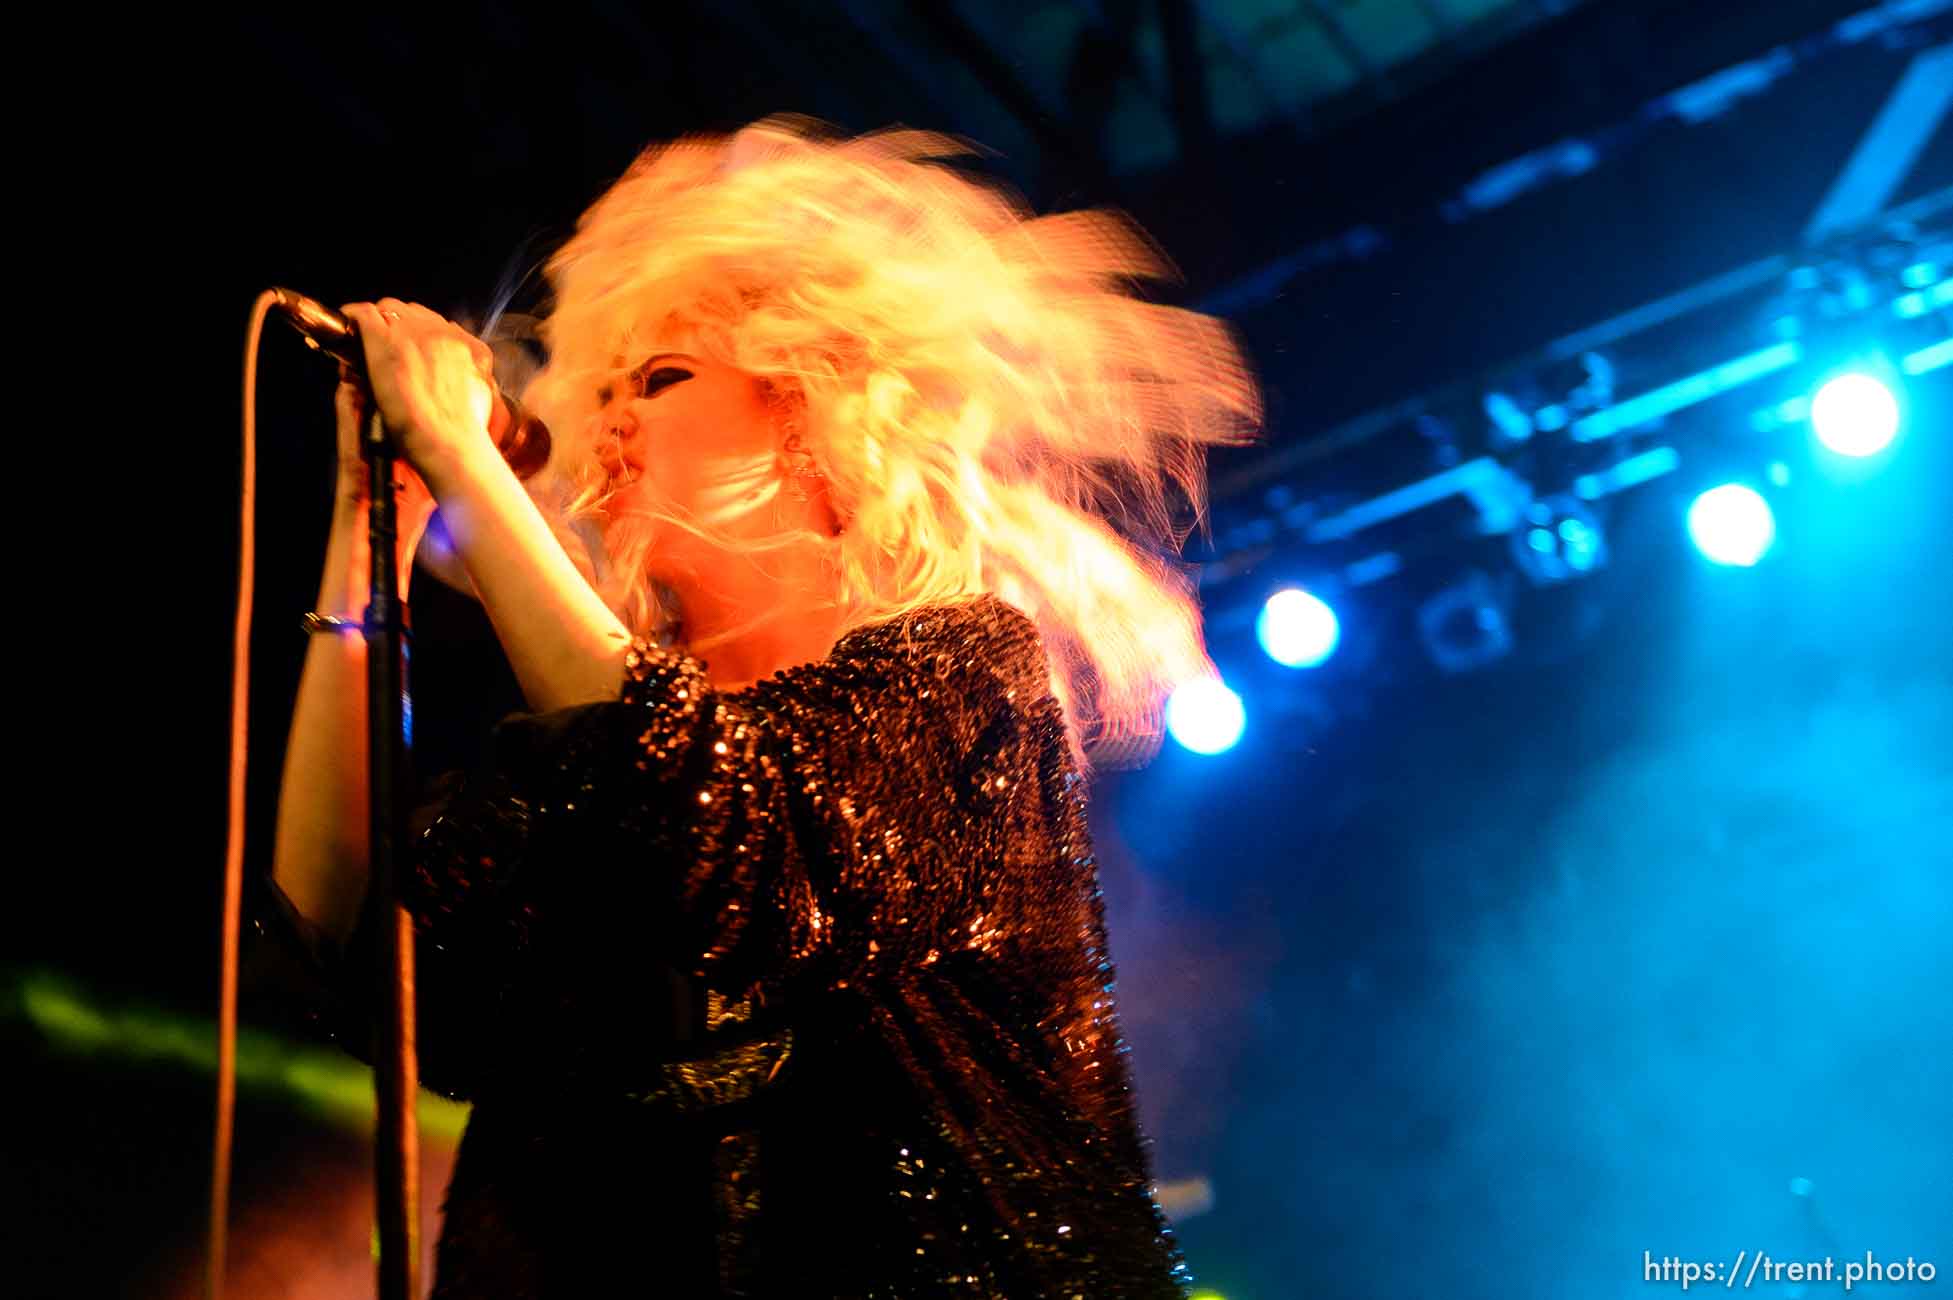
[264,115,1258,1298]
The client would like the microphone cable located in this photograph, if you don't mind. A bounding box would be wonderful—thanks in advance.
[206,289,281,1300]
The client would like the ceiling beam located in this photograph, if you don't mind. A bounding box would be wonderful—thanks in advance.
[1804,42,1953,244]
[1410,0,1456,48]
[908,0,1114,188]
[1184,0,1318,138]
[828,0,966,130]
[1161,0,1217,157]
[1298,0,1391,98]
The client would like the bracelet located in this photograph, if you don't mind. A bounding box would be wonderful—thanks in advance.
[301,610,414,641]
[301,612,364,635]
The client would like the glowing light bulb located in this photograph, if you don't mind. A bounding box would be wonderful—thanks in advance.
[1686,484,1775,567]
[1810,372,1899,457]
[1256,588,1340,668]
[1166,678,1245,754]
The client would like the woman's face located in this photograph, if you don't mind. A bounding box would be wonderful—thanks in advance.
[594,345,784,557]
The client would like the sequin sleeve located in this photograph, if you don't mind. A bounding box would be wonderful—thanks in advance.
[607,593,1055,993]
[410,593,1053,1001]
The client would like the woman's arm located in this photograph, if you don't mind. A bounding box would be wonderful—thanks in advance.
[418,433,633,713]
[269,476,415,945]
[269,308,631,946]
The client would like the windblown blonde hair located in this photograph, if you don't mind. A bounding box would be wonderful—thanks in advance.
[520,115,1260,769]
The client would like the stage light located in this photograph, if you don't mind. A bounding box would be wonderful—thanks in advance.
[1415,570,1512,674]
[1166,678,1245,755]
[1809,372,1899,457]
[1686,484,1775,567]
[1483,390,1533,444]
[1509,494,1605,586]
[1256,588,1340,667]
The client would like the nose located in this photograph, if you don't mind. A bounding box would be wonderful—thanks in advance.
[596,414,638,479]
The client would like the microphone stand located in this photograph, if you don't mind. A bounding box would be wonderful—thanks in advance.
[270,285,550,1299]
[356,396,422,1300]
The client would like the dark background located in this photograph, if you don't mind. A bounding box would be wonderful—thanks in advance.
[16,2,1951,1296]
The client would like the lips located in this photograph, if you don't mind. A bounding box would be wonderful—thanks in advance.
[597,435,634,481]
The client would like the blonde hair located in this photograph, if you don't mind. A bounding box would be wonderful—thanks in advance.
[520,115,1260,769]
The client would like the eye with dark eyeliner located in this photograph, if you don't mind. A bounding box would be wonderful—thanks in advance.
[629,364,693,398]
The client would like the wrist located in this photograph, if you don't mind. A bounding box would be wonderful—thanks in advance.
[417,433,494,494]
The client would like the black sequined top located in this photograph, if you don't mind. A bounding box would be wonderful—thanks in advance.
[257,594,1190,1298]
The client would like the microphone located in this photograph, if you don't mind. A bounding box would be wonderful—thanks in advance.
[269,287,552,481]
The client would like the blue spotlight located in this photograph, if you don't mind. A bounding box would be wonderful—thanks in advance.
[1256,588,1340,668]
[1809,372,1899,457]
[1509,494,1606,586]
[1686,484,1776,567]
[1166,678,1245,755]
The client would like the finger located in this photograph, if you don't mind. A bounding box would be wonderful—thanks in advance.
[344,301,414,336]
[335,358,373,393]
[334,376,367,423]
[340,302,385,338]
[339,305,398,376]
[377,297,441,324]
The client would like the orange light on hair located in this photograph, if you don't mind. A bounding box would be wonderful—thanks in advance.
[520,114,1262,769]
